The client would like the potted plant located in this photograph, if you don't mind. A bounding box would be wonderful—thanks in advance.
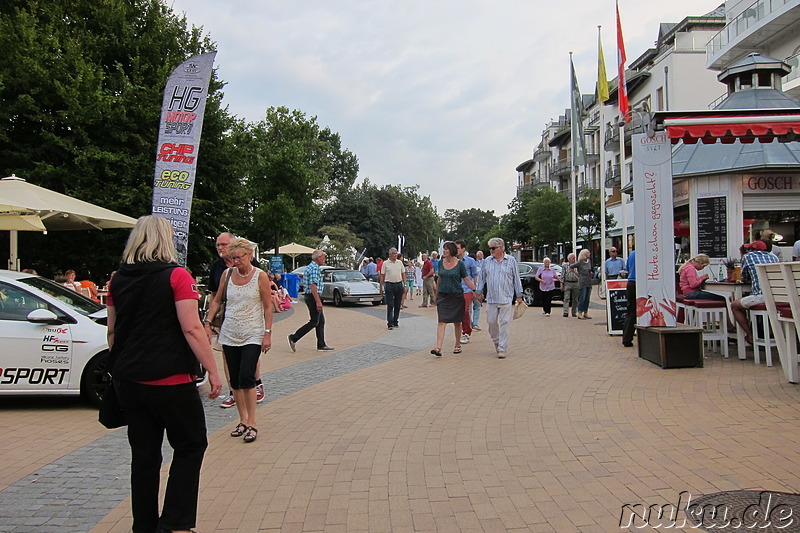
[725,258,740,282]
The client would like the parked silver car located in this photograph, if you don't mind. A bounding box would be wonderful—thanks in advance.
[319,269,383,306]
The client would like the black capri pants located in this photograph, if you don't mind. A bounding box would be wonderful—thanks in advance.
[222,344,261,390]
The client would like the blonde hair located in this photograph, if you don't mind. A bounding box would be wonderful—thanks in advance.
[228,237,254,257]
[578,249,591,261]
[122,215,178,264]
[680,253,710,273]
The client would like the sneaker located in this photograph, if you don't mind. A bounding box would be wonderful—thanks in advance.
[544,312,550,316]
[497,352,506,359]
[317,346,335,351]
[460,334,470,344]
[388,325,393,330]
[418,304,428,308]
[287,335,296,352]
[220,395,236,408]
[256,383,265,403]
[392,323,399,328]
[562,314,568,317]
[472,325,481,331]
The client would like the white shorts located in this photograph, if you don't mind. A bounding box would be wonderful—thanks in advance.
[741,294,765,308]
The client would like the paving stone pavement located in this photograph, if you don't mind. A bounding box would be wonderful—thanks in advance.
[3,299,800,532]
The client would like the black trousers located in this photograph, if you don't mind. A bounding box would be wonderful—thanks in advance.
[384,281,404,326]
[622,280,637,345]
[541,289,554,314]
[292,293,326,348]
[115,380,208,533]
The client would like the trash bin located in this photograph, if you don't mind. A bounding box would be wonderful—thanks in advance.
[283,273,300,299]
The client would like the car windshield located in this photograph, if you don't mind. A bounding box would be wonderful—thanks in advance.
[17,276,104,316]
[332,271,367,282]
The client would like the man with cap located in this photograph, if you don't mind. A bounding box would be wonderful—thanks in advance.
[731,240,779,344]
[603,247,625,280]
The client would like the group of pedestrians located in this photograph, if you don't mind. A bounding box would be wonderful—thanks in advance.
[103,216,529,532]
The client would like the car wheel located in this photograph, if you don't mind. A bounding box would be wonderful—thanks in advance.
[333,290,343,307]
[523,287,537,307]
[372,300,382,306]
[80,351,110,407]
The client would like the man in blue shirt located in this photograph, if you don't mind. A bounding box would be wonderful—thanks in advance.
[604,247,625,279]
[474,237,524,358]
[288,250,334,352]
[622,250,636,347]
[731,240,780,344]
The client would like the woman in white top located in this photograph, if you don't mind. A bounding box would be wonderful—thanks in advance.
[204,238,273,443]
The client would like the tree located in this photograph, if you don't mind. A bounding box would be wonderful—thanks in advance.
[234,107,359,254]
[576,189,616,245]
[0,0,238,277]
[319,180,443,259]
[317,224,363,268]
[442,208,498,252]
[527,188,570,250]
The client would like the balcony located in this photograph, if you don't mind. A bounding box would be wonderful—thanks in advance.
[532,147,552,162]
[783,52,800,100]
[603,115,650,152]
[707,0,800,70]
[605,165,621,188]
[585,150,600,163]
[551,158,571,178]
[577,183,598,198]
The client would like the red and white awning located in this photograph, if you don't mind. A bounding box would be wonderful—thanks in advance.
[654,110,800,144]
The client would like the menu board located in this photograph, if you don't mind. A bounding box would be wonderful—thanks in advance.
[696,196,727,258]
[605,280,629,336]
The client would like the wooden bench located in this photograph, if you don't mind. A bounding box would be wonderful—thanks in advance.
[755,262,800,383]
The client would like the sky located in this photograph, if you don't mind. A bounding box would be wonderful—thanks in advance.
[168,0,725,217]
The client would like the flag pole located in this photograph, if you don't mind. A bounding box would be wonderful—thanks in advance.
[598,25,608,275]
[569,52,577,254]
[616,0,629,262]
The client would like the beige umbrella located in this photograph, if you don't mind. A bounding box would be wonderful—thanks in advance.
[261,242,316,269]
[0,175,137,270]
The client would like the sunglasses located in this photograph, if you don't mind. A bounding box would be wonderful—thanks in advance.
[489,246,498,251]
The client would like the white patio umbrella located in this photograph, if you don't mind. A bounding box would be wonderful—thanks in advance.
[0,175,137,270]
[261,242,316,270]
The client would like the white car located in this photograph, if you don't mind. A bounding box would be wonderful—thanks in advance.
[0,269,109,405]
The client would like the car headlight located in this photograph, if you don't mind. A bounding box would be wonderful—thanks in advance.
[342,286,351,295]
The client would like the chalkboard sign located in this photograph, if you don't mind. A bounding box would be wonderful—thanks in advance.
[696,196,727,258]
[605,280,629,335]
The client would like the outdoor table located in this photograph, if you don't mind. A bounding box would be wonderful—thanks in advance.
[704,281,751,360]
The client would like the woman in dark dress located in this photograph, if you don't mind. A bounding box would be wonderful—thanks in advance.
[431,241,476,356]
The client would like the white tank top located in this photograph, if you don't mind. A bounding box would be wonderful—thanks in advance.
[219,268,265,346]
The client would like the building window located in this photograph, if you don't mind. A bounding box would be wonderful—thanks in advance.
[656,87,664,111]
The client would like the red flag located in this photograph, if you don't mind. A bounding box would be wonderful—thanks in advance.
[616,1,629,119]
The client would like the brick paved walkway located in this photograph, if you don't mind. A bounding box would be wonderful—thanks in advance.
[2,299,800,532]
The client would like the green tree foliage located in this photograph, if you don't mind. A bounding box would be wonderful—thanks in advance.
[442,208,498,253]
[576,189,616,245]
[317,224,363,268]
[318,180,442,258]
[233,107,359,254]
[527,187,571,250]
[0,0,241,278]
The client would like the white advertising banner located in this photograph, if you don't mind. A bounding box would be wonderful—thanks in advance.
[151,52,216,265]
[632,132,677,327]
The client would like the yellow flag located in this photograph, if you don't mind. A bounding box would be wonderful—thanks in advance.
[597,29,610,103]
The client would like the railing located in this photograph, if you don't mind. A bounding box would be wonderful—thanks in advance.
[551,158,571,177]
[605,165,621,188]
[784,52,800,85]
[708,92,729,109]
[532,147,552,162]
[707,0,793,58]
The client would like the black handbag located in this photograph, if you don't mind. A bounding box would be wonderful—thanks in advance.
[208,268,233,329]
[98,379,126,429]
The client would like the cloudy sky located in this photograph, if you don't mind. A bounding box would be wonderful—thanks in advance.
[169,0,724,216]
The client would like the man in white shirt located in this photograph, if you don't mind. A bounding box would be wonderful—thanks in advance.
[380,247,407,330]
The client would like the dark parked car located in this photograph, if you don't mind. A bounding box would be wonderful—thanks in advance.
[518,262,563,307]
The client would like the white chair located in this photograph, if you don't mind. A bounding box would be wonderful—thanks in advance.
[756,262,800,384]
[748,304,777,366]
[690,299,729,358]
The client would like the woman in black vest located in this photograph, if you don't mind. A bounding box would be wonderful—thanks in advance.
[107,215,222,533]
